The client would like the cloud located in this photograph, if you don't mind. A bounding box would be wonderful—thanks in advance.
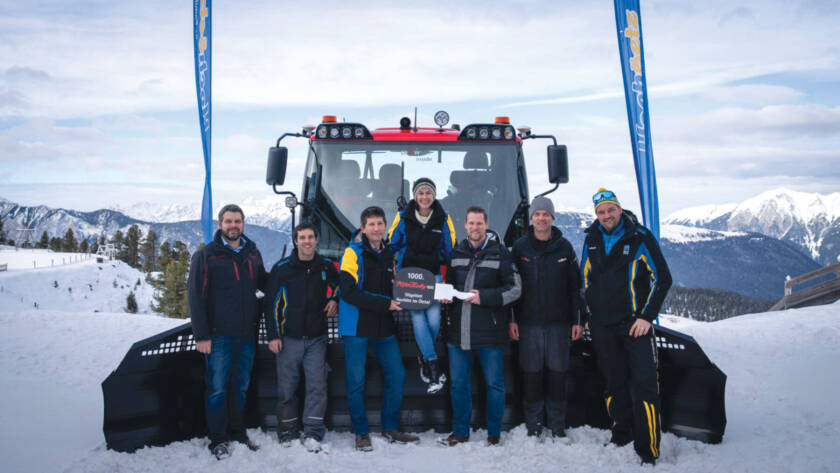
[703,84,806,105]
[4,66,51,82]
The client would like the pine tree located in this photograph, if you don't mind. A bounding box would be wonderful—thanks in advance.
[90,241,100,255]
[49,237,62,252]
[124,225,142,268]
[37,231,49,249]
[112,231,125,262]
[157,241,173,272]
[126,291,138,313]
[0,214,5,244]
[79,239,89,253]
[140,230,159,272]
[151,240,191,318]
[62,228,78,253]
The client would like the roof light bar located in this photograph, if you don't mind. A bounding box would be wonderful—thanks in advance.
[313,122,373,140]
[458,123,517,141]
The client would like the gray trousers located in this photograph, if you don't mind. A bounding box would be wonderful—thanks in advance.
[519,324,571,432]
[275,335,328,440]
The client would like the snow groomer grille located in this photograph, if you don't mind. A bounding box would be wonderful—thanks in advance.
[140,334,196,356]
[657,337,686,350]
[581,330,686,351]
[325,312,420,344]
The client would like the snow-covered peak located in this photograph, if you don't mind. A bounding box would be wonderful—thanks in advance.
[661,224,747,244]
[109,202,200,223]
[110,195,292,231]
[664,203,737,226]
[734,188,840,224]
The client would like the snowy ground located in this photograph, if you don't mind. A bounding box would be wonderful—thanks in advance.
[0,246,157,314]
[0,263,839,472]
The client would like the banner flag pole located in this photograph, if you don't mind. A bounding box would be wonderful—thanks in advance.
[614,0,660,240]
[193,0,213,243]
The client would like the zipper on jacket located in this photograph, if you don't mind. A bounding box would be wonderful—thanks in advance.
[232,260,240,280]
[248,260,254,279]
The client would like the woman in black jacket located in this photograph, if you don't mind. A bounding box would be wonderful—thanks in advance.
[387,178,456,393]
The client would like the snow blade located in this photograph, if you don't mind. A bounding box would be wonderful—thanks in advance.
[102,318,725,451]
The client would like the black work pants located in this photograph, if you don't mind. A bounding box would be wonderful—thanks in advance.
[590,319,661,462]
[519,324,571,433]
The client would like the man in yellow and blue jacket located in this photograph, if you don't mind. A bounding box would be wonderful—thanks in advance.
[580,188,672,465]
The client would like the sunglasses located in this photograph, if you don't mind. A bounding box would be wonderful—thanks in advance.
[592,190,616,204]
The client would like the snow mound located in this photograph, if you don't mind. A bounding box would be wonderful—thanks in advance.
[1,302,839,471]
[0,250,157,314]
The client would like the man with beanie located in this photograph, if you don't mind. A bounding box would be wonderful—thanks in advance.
[510,196,583,440]
[580,188,672,465]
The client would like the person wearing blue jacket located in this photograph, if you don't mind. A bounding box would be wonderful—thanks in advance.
[580,188,672,465]
[387,177,456,393]
[188,204,266,459]
[339,206,420,451]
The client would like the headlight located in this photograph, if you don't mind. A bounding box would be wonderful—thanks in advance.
[354,127,364,138]
[467,128,477,139]
[342,127,352,139]
[491,128,502,139]
[329,127,340,139]
[479,127,489,139]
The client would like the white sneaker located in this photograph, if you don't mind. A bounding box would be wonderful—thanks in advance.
[302,436,323,453]
[428,379,445,394]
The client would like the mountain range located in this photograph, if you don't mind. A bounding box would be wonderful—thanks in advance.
[664,188,840,266]
[3,187,837,300]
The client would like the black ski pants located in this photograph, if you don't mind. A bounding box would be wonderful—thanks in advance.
[519,324,571,433]
[590,319,661,462]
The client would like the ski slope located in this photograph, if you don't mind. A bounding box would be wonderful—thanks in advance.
[0,264,838,472]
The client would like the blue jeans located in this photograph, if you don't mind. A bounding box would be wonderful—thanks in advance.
[343,335,406,434]
[204,335,256,443]
[410,297,442,361]
[448,344,505,437]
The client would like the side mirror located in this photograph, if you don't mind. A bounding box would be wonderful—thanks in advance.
[266,147,288,186]
[547,145,568,184]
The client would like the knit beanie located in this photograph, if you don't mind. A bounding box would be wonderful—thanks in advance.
[412,177,436,196]
[593,187,621,210]
[529,196,555,220]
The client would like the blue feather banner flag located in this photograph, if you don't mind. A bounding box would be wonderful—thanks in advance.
[614,0,660,239]
[193,0,213,243]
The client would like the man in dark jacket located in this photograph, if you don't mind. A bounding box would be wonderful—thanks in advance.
[510,196,584,440]
[264,222,339,453]
[338,206,419,451]
[580,188,672,465]
[188,204,266,459]
[439,206,521,447]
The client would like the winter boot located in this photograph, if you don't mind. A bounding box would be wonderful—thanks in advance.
[382,430,420,444]
[355,434,373,452]
[209,441,231,460]
[418,354,430,383]
[437,433,469,447]
[427,359,445,394]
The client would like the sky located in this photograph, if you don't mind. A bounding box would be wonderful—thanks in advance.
[1,0,839,217]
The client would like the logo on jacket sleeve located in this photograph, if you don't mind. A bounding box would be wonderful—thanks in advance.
[623,245,630,255]
[558,257,567,263]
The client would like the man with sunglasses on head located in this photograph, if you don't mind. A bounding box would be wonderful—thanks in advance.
[580,188,672,466]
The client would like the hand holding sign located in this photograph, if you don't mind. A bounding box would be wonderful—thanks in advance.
[393,268,436,310]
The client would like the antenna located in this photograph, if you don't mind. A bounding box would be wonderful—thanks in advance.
[413,107,418,132]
